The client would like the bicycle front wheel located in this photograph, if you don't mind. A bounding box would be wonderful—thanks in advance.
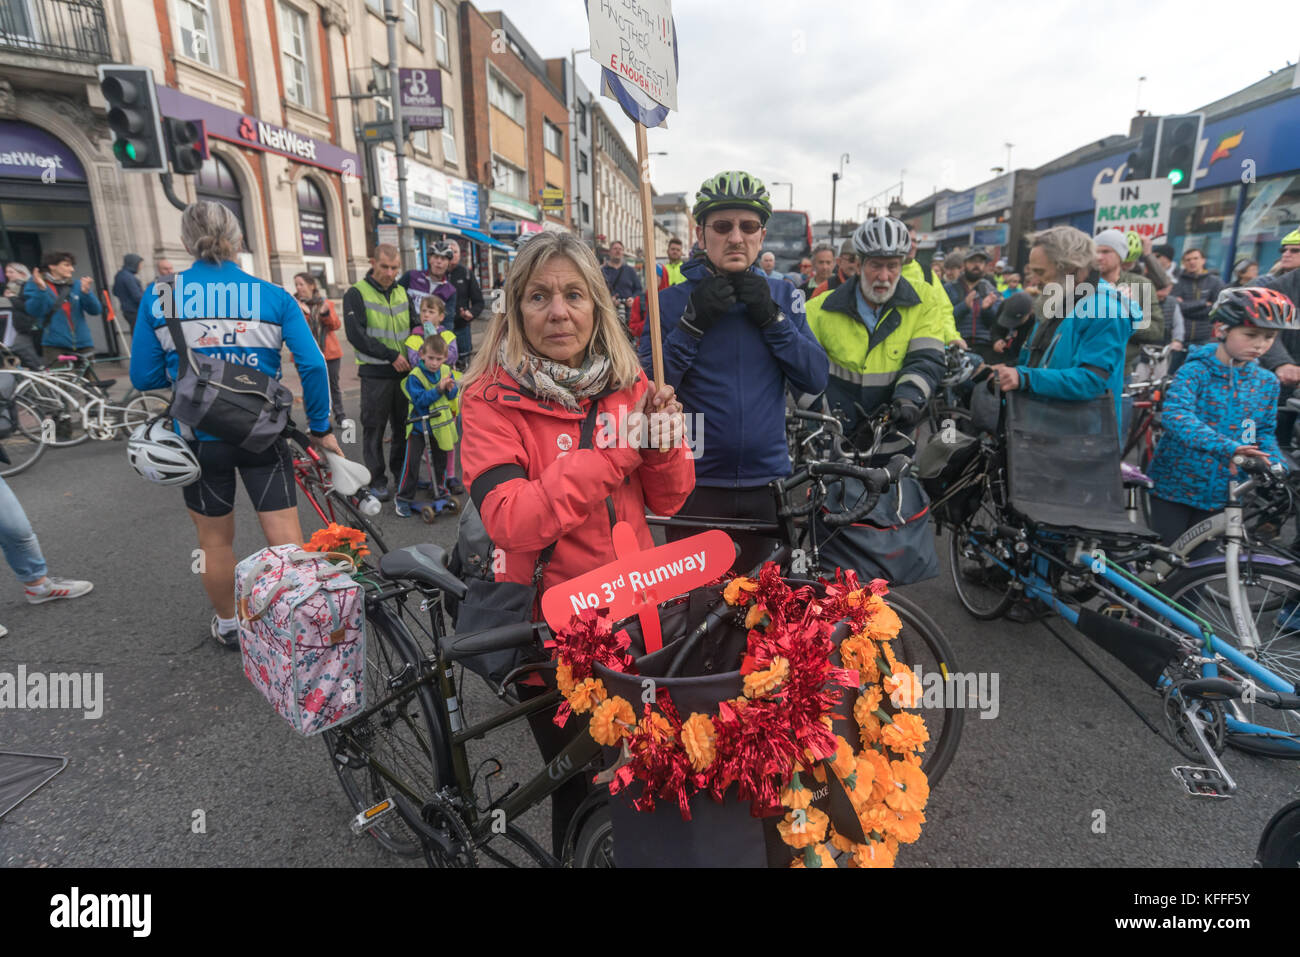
[0,397,49,477]
[1162,559,1300,758]
[14,377,89,447]
[883,590,965,789]
[948,492,1016,620]
[321,604,451,856]
[298,469,390,556]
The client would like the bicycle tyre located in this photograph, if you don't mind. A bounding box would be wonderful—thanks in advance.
[321,603,452,856]
[884,590,965,789]
[13,376,90,447]
[948,498,1016,620]
[122,393,169,429]
[1161,559,1300,759]
[571,803,615,868]
[0,397,49,478]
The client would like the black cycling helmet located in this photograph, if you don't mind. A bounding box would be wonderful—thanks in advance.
[692,170,772,225]
[430,240,456,260]
[1210,286,1298,331]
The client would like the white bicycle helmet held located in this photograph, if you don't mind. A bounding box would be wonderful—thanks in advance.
[852,216,911,259]
[128,418,202,487]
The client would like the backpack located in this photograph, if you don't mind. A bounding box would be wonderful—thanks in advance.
[235,545,366,736]
[159,279,295,452]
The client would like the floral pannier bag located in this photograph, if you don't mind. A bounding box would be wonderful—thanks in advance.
[235,545,366,736]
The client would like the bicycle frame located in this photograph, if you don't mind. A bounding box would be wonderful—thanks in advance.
[8,369,145,438]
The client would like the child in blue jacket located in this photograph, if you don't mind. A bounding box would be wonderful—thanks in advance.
[1147,287,1297,546]
[395,335,460,517]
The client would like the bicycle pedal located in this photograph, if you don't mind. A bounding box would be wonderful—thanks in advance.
[350,798,398,833]
[1171,766,1233,799]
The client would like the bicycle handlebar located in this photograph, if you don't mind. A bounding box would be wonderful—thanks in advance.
[781,454,910,528]
[1232,455,1286,480]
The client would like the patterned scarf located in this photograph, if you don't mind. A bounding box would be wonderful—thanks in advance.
[500,341,611,411]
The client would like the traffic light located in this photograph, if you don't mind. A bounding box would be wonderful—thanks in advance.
[164,117,208,175]
[98,65,167,173]
[1124,121,1157,180]
[1155,113,1203,194]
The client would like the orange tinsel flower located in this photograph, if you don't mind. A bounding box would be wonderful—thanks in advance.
[722,577,759,606]
[556,661,575,696]
[742,656,789,699]
[777,805,829,848]
[881,808,925,844]
[839,634,878,682]
[744,604,769,630]
[857,711,882,748]
[781,774,813,810]
[638,711,673,745]
[864,598,902,641]
[881,711,930,755]
[851,753,877,803]
[880,639,900,673]
[589,696,635,746]
[849,839,896,869]
[885,760,930,814]
[680,713,717,772]
[862,747,895,802]
[568,678,607,715]
[830,736,856,778]
[884,666,922,709]
[827,825,856,854]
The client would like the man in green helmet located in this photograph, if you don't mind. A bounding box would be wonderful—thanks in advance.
[642,170,829,572]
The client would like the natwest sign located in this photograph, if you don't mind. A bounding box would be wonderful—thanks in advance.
[238,116,318,162]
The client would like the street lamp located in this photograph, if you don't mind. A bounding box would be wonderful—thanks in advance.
[829,153,849,244]
[771,181,794,209]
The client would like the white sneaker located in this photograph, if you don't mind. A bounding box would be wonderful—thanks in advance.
[25,576,94,604]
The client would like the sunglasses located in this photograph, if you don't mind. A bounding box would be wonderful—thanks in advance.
[707,219,763,236]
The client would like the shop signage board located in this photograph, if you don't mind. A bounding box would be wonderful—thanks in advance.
[376,147,480,230]
[398,68,444,131]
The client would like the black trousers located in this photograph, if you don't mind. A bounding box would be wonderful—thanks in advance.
[396,431,447,501]
[326,357,345,422]
[359,376,408,488]
[666,484,781,576]
[1149,495,1217,560]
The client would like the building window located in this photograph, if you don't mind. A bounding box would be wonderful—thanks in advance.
[488,71,524,125]
[577,102,586,136]
[196,154,249,249]
[411,128,429,153]
[492,157,525,199]
[543,120,562,157]
[403,0,420,45]
[372,61,392,121]
[1169,184,1243,274]
[175,0,219,68]
[296,177,330,255]
[279,3,311,109]
[432,3,449,67]
[441,103,458,164]
[1235,175,1300,275]
[578,150,588,174]
[582,201,590,224]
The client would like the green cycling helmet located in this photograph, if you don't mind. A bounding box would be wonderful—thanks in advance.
[1282,227,1300,247]
[693,170,772,225]
[1124,231,1144,263]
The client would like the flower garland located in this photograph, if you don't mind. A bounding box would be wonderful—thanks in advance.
[547,563,930,868]
[305,523,370,567]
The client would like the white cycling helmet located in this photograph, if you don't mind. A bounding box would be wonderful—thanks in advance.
[852,216,911,259]
[127,418,201,487]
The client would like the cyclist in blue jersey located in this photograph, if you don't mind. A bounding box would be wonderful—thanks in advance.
[130,202,342,649]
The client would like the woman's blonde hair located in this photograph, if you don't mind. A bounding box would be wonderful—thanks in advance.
[462,231,642,391]
[180,201,244,264]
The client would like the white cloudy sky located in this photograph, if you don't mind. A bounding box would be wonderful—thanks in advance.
[492,0,1297,219]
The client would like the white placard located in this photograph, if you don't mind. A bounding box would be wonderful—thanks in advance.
[588,0,677,111]
[1093,177,1173,240]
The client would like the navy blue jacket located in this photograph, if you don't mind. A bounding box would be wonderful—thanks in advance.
[644,257,828,487]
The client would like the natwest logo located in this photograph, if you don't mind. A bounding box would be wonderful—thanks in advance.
[236,116,318,162]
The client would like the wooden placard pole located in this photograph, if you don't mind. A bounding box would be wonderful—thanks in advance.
[635,122,665,393]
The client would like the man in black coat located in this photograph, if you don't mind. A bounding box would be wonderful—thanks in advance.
[112,253,144,323]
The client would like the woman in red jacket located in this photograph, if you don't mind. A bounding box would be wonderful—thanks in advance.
[460,231,694,857]
[460,231,694,595]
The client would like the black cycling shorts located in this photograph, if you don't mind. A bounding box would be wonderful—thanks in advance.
[183,438,296,517]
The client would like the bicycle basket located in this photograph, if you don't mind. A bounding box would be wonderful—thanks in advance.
[813,475,939,585]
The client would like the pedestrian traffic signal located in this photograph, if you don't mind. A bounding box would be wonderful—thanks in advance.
[164,117,208,175]
[98,65,167,173]
[1155,113,1203,194]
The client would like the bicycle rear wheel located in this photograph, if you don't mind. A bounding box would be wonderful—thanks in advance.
[0,397,49,477]
[13,377,90,447]
[948,491,1016,620]
[1161,560,1300,758]
[884,590,965,789]
[321,604,451,856]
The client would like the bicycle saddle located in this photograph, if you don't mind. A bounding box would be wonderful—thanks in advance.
[377,544,467,599]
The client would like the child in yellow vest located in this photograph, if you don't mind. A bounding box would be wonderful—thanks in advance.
[395,335,461,517]
[405,295,458,367]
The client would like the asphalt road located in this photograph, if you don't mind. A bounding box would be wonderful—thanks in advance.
[2,403,1298,869]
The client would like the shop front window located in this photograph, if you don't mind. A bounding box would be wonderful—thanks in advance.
[1167,183,1242,276]
[296,177,330,256]
[1233,175,1300,277]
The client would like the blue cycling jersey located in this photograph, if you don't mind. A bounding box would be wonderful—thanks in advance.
[130,259,331,437]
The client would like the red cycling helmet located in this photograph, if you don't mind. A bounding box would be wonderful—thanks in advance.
[1209,286,1298,331]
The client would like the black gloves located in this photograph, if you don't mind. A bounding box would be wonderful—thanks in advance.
[891,398,924,429]
[731,271,781,328]
[679,273,735,339]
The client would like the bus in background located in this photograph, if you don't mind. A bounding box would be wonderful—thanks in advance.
[765,210,813,274]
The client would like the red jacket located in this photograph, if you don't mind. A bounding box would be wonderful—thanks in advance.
[460,366,695,594]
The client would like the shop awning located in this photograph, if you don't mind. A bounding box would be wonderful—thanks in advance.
[462,228,516,253]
